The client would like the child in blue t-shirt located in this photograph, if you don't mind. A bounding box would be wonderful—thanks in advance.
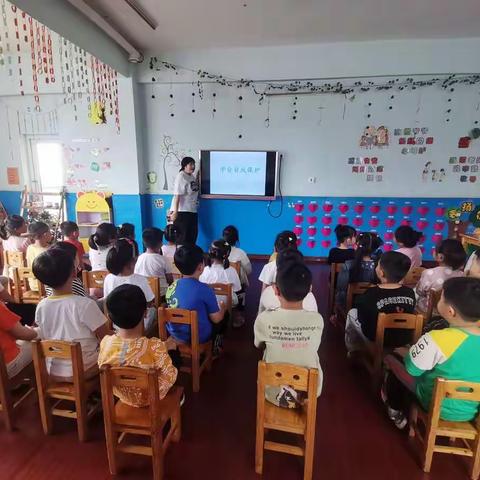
[166,245,227,354]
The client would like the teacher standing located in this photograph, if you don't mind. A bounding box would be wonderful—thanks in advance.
[169,157,200,245]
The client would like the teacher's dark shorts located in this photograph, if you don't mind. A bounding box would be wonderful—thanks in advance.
[174,212,198,245]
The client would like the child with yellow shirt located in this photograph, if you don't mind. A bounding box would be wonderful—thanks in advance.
[26,222,52,291]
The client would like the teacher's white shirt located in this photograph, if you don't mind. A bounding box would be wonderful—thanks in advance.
[171,171,199,213]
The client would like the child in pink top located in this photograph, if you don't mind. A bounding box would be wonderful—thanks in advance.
[394,225,423,268]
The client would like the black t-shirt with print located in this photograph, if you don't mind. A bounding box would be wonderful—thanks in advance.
[328,248,355,264]
[355,285,416,346]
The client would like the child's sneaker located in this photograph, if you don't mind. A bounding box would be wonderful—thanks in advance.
[212,334,224,359]
[387,407,407,430]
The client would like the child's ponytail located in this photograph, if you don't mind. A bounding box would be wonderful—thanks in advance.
[394,225,422,248]
[0,215,26,240]
[208,240,231,270]
[88,222,117,251]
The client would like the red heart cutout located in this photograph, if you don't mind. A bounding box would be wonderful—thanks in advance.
[385,217,396,228]
[339,204,349,214]
[419,246,425,254]
[307,226,317,236]
[384,243,393,252]
[307,216,318,225]
[323,203,333,213]
[353,217,363,227]
[416,220,428,230]
[294,215,303,224]
[307,239,316,249]
[432,233,443,243]
[321,240,331,248]
[402,206,413,215]
[426,137,434,145]
[386,205,397,215]
[384,231,394,241]
[434,222,445,231]
[401,219,411,226]
[418,206,429,216]
[354,204,364,214]
[296,238,302,247]
[435,207,446,216]
[370,205,381,214]
[321,227,331,236]
[293,226,303,236]
[308,202,319,213]
[294,203,304,212]
[420,235,426,243]
[369,218,379,227]
[338,216,348,225]
[321,216,332,225]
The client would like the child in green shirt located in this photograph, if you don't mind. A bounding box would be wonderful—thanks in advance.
[383,277,480,428]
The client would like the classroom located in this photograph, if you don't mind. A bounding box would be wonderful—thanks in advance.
[0,1,480,479]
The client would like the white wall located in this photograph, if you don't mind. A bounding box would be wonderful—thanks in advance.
[138,39,480,197]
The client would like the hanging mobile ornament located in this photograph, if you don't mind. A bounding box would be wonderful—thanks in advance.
[191,82,196,113]
[237,91,244,139]
[20,10,27,44]
[47,29,54,83]
[0,0,11,73]
[291,96,298,120]
[366,100,372,120]
[28,16,40,112]
[264,95,270,128]
[113,69,120,133]
[169,83,175,118]
[212,91,217,119]
[11,4,24,95]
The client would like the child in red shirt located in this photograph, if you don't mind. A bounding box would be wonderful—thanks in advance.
[60,221,89,269]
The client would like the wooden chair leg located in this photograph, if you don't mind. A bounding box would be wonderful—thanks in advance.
[471,433,480,480]
[303,414,316,480]
[423,429,436,473]
[191,354,200,393]
[0,384,14,432]
[75,394,88,442]
[38,394,53,435]
[104,429,119,475]
[171,404,182,442]
[151,431,164,480]
[255,419,265,474]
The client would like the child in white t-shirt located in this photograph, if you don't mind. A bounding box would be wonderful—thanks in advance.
[200,240,242,307]
[222,225,252,286]
[466,249,480,279]
[135,227,173,296]
[0,215,30,276]
[103,238,155,330]
[161,224,180,273]
[88,223,117,271]
[32,248,108,381]
[258,230,297,290]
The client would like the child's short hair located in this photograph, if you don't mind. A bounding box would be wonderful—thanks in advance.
[206,240,231,269]
[276,248,304,269]
[60,221,79,237]
[164,224,179,244]
[334,225,356,244]
[436,239,467,270]
[274,230,297,253]
[142,227,163,250]
[106,284,147,329]
[443,277,480,322]
[394,225,422,248]
[174,245,204,275]
[32,249,74,288]
[118,222,135,239]
[276,262,312,302]
[222,225,239,246]
[378,251,412,283]
[0,214,25,239]
[106,238,136,275]
[88,223,117,250]
[50,241,78,262]
[28,221,50,239]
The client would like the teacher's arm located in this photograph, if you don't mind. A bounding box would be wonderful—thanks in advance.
[170,195,180,222]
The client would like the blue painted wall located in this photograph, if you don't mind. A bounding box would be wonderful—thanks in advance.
[0,191,22,216]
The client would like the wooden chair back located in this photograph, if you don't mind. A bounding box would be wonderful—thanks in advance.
[100,365,182,480]
[12,267,46,304]
[0,348,35,431]
[230,261,241,276]
[403,266,425,287]
[328,263,343,317]
[409,378,480,479]
[81,269,108,290]
[256,361,319,480]
[31,340,100,442]
[210,282,233,316]
[158,308,212,393]
[147,276,161,308]
[3,250,26,269]
[346,282,375,312]
[424,289,442,324]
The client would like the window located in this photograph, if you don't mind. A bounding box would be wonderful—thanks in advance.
[34,142,64,193]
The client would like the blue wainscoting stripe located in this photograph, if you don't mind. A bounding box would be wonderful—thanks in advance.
[0,190,22,215]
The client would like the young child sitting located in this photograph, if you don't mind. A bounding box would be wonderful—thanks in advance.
[134,227,173,296]
[60,221,89,269]
[465,248,480,279]
[222,225,252,286]
[254,260,324,408]
[98,284,178,406]
[383,277,480,428]
[335,232,383,307]
[118,222,139,257]
[345,251,416,354]
[162,224,179,273]
[165,245,226,354]
[26,222,52,291]
[33,249,108,381]
[258,250,318,314]
[258,230,297,290]
[394,225,423,268]
[416,238,466,312]
[88,223,117,271]
[200,240,242,306]
[327,225,356,264]
[103,239,155,330]
[0,302,37,378]
[0,215,30,276]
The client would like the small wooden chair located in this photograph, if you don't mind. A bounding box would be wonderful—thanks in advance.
[328,263,343,317]
[3,250,26,270]
[12,267,46,304]
[255,361,319,480]
[147,276,161,309]
[0,349,35,431]
[158,308,212,393]
[100,365,183,480]
[81,269,108,292]
[230,261,241,277]
[403,266,426,287]
[424,289,443,325]
[409,378,480,479]
[32,340,101,442]
[346,282,375,312]
[210,282,233,317]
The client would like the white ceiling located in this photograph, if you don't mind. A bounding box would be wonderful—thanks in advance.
[84,0,480,52]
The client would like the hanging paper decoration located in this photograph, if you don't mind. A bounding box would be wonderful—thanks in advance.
[89,101,106,125]
[359,125,389,148]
